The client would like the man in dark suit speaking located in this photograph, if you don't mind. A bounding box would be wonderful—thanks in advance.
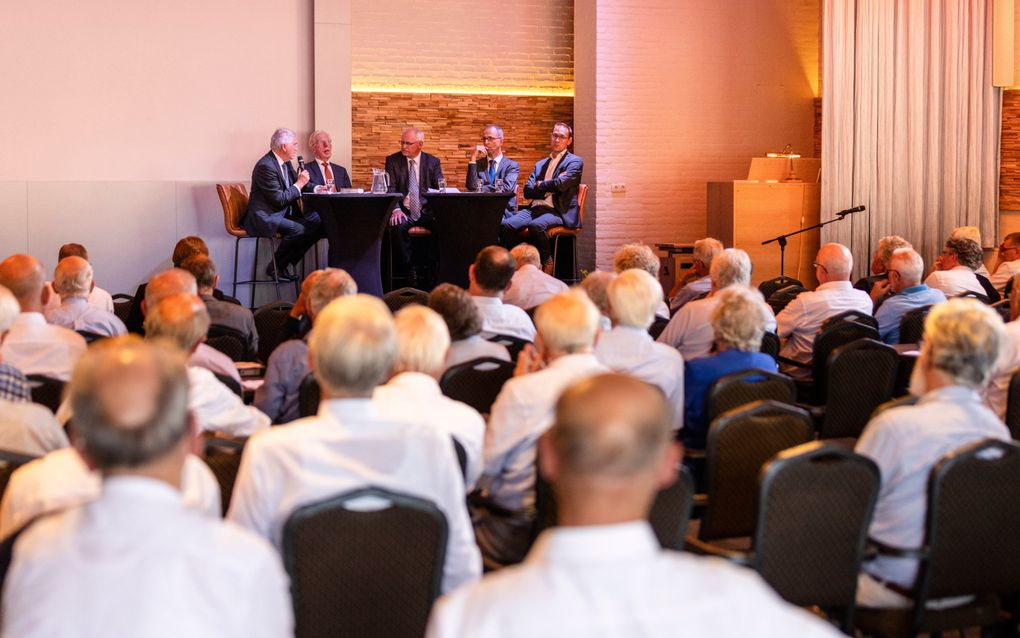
[242,128,321,281]
[466,124,519,212]
[303,130,352,194]
[385,127,445,280]
[501,122,583,269]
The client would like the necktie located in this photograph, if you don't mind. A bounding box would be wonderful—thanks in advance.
[488,160,496,186]
[323,162,335,191]
[282,162,291,187]
[408,159,421,221]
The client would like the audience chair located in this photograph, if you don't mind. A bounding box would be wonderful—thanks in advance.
[855,439,1020,638]
[956,290,991,305]
[822,310,879,331]
[648,315,670,340]
[1006,371,1020,441]
[75,330,106,344]
[282,487,447,638]
[486,334,530,362]
[706,369,797,426]
[813,338,898,441]
[975,273,1001,303]
[767,284,807,315]
[217,183,297,309]
[758,276,804,302]
[298,374,320,418]
[205,324,251,362]
[26,375,65,414]
[254,301,294,364]
[689,442,880,634]
[759,331,781,360]
[782,317,880,405]
[383,287,429,314]
[439,357,515,416]
[112,293,133,325]
[692,400,813,543]
[202,438,245,516]
[897,305,932,345]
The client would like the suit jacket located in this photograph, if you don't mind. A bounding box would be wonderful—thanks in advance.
[466,156,520,210]
[242,151,303,237]
[302,160,353,192]
[523,151,584,228]
[384,151,444,216]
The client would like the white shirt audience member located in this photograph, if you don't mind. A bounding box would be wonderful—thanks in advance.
[0,312,86,381]
[0,400,69,458]
[503,263,567,310]
[775,281,872,367]
[472,296,536,342]
[43,282,114,313]
[923,266,985,298]
[595,325,684,430]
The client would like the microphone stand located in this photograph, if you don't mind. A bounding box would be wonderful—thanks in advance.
[761,210,862,279]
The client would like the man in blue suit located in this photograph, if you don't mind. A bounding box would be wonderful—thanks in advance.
[501,122,583,268]
[242,128,321,281]
[303,130,353,194]
[385,127,445,279]
[466,125,519,212]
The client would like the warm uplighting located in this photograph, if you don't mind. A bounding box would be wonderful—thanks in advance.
[351,84,574,97]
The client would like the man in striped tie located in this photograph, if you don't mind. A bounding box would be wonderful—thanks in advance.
[385,127,445,285]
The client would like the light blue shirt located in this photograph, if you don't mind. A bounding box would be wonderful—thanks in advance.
[874,284,947,344]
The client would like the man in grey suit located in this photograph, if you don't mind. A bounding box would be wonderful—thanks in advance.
[466,125,519,212]
[501,122,583,268]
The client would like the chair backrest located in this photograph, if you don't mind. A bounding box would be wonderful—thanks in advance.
[974,274,1000,303]
[818,338,898,440]
[767,285,807,315]
[486,334,530,362]
[809,319,880,397]
[576,183,589,228]
[699,400,814,541]
[76,330,106,344]
[897,304,932,345]
[254,301,295,364]
[216,183,250,237]
[202,438,245,516]
[706,368,796,425]
[759,276,804,302]
[383,287,429,313]
[206,324,250,362]
[26,375,65,414]
[914,439,1020,624]
[956,290,991,304]
[991,298,1011,323]
[298,374,320,418]
[753,442,880,626]
[759,332,781,360]
[1006,371,1020,441]
[112,293,133,325]
[821,310,878,331]
[282,487,448,638]
[648,315,669,340]
[439,357,514,415]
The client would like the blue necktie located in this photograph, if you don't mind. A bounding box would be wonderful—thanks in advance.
[488,160,496,186]
[408,159,421,221]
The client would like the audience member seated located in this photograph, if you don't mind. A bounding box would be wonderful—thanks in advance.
[924,237,986,298]
[594,269,683,432]
[374,306,486,488]
[668,237,723,313]
[578,270,616,333]
[683,286,778,450]
[1,336,292,636]
[429,284,511,371]
[873,248,946,344]
[855,299,1009,608]
[612,242,669,319]
[0,254,86,381]
[476,290,609,565]
[428,374,840,637]
[277,269,321,343]
[469,246,536,342]
[42,243,114,313]
[180,254,258,357]
[254,268,356,423]
[44,256,127,337]
[938,226,990,277]
[989,232,1020,294]
[228,294,481,594]
[854,235,912,299]
[502,244,567,310]
[0,285,30,404]
[659,248,774,360]
[983,274,1020,419]
[776,243,872,373]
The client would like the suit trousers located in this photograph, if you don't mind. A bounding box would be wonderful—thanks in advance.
[501,206,565,263]
[274,216,323,270]
[390,213,435,275]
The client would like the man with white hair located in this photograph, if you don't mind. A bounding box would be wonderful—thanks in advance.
[242,127,319,281]
[44,256,126,337]
[374,305,486,488]
[503,244,567,310]
[2,337,292,637]
[477,290,610,565]
[428,374,841,638]
[872,248,946,344]
[668,237,723,312]
[469,246,536,342]
[856,299,1009,608]
[612,242,669,319]
[594,269,684,432]
[255,268,356,424]
[42,243,114,314]
[776,243,872,370]
[386,127,445,280]
[855,235,912,298]
[228,295,481,594]
[303,129,352,194]
[0,254,86,381]
[657,248,775,360]
[578,270,616,333]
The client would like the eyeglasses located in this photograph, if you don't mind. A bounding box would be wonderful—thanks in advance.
[551,133,570,140]
[1002,244,1020,253]
[481,136,501,142]
[399,140,420,147]
[813,262,828,274]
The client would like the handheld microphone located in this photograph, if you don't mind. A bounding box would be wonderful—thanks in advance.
[297,156,305,172]
[836,205,865,217]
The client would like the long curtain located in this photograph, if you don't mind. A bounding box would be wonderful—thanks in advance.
[821,0,1001,277]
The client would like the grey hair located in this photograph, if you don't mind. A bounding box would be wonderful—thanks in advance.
[484,125,504,139]
[613,243,659,278]
[270,127,297,149]
[307,129,330,147]
[53,258,93,299]
[403,127,425,142]
[923,298,1005,388]
[308,268,357,316]
[876,235,912,267]
[945,237,984,271]
[711,286,769,352]
[309,295,397,395]
[710,248,752,289]
[607,269,661,329]
[693,238,724,267]
[888,247,924,285]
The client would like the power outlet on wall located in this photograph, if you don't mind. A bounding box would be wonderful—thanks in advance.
[611,183,626,193]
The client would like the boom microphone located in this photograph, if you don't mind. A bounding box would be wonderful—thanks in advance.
[836,205,865,217]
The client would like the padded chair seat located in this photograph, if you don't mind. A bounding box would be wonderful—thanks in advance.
[408,226,432,237]
[855,594,1002,638]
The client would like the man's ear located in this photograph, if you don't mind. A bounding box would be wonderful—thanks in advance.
[41,285,51,307]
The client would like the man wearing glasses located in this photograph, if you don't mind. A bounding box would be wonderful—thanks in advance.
[467,125,519,213]
[385,127,445,282]
[989,232,1020,294]
[501,122,583,272]
[872,248,946,344]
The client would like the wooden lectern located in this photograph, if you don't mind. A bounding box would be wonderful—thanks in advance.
[707,157,821,288]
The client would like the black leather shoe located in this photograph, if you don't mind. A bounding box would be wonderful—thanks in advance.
[266,264,297,282]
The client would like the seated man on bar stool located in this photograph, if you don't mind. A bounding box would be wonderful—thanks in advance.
[386,127,445,286]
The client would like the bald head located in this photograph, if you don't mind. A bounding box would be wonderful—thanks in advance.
[144,293,210,352]
[53,256,93,300]
[815,243,853,282]
[0,254,46,312]
[144,269,198,316]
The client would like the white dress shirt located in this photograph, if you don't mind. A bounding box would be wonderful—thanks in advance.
[187,366,270,437]
[984,320,1020,419]
[374,372,486,489]
[0,399,69,458]
[427,521,841,638]
[775,281,873,368]
[472,295,536,342]
[0,448,221,538]
[43,283,114,313]
[0,312,86,381]
[44,296,127,337]
[538,150,567,208]
[855,385,1009,588]
[3,476,292,638]
[188,342,243,385]
[658,293,777,362]
[227,398,482,594]
[595,325,684,431]
[923,266,985,297]
[990,258,1020,293]
[485,353,609,510]
[444,335,511,372]
[503,264,568,310]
